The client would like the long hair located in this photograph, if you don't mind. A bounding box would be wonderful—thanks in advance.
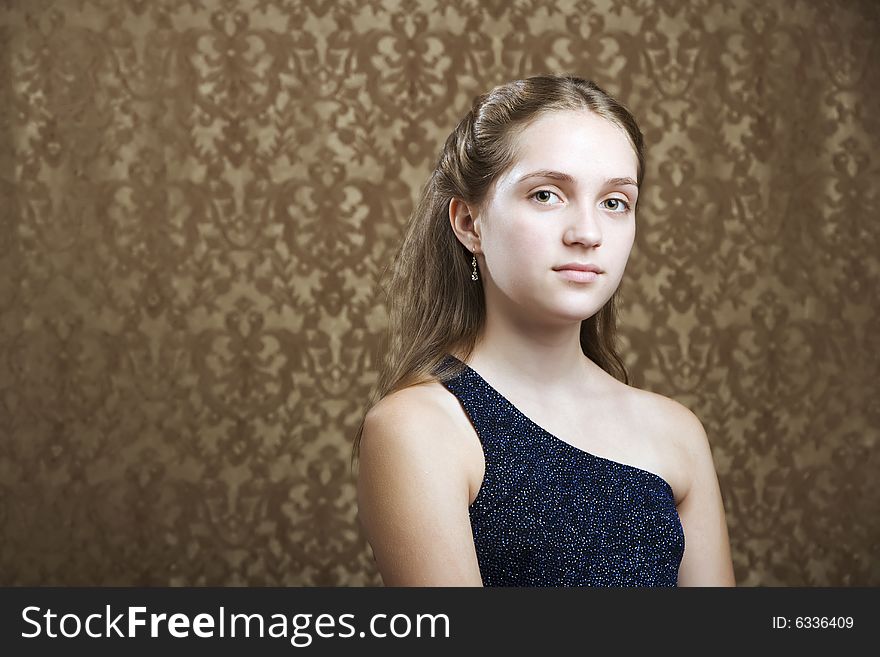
[351,74,645,468]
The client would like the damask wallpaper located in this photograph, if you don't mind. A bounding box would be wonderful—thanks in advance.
[0,0,877,586]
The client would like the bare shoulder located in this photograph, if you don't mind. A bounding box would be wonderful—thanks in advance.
[633,387,706,438]
[356,382,484,585]
[366,379,480,458]
[360,386,452,482]
[365,381,464,431]
[620,384,711,503]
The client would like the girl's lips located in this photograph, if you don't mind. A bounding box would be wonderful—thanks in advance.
[556,269,600,283]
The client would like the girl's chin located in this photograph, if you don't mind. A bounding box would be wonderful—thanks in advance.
[542,303,604,324]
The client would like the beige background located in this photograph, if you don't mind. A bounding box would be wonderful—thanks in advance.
[0,0,877,586]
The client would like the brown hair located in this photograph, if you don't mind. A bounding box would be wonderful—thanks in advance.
[351,74,645,468]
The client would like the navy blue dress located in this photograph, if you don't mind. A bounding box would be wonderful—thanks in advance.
[437,354,685,587]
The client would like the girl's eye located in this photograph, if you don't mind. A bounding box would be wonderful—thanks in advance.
[602,198,631,213]
[530,189,562,205]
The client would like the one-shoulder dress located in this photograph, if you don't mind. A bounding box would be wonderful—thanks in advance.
[437,354,685,587]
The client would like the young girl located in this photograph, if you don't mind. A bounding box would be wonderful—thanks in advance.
[353,74,735,587]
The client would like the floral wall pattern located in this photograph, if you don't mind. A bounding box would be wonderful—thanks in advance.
[0,0,877,585]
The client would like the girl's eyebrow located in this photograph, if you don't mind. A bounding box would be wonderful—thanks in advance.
[516,169,638,189]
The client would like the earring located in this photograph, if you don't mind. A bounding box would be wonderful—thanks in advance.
[471,253,479,281]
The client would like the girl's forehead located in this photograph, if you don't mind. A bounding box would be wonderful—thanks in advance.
[505,115,637,179]
[514,114,632,154]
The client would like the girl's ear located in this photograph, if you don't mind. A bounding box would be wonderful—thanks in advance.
[448,197,481,252]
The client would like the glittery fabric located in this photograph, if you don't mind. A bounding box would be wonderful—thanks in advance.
[438,354,685,587]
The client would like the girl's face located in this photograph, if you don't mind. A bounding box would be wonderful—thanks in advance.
[468,110,639,326]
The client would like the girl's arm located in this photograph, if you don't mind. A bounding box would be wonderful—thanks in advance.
[673,405,737,586]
